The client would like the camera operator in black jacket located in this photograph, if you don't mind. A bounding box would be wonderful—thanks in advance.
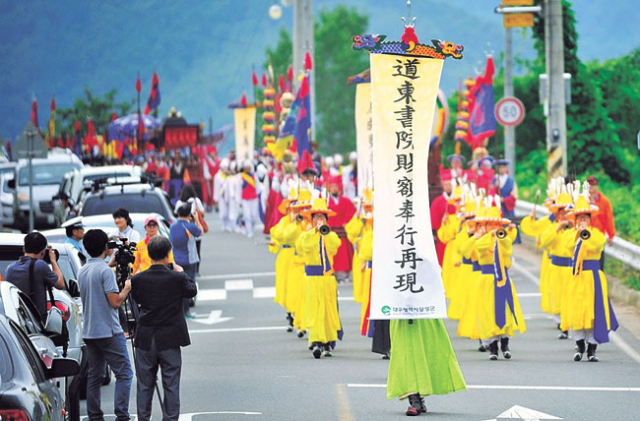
[130,235,197,421]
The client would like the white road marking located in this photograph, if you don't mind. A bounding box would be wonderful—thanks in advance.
[191,310,233,325]
[197,288,227,301]
[199,271,275,280]
[518,292,542,298]
[190,326,285,334]
[512,261,541,285]
[494,404,562,420]
[225,279,254,290]
[610,331,640,365]
[82,413,262,420]
[338,296,355,301]
[253,286,276,298]
[346,383,640,392]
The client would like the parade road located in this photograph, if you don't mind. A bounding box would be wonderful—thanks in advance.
[81,212,640,420]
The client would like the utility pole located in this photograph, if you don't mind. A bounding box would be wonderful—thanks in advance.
[27,129,35,232]
[503,27,516,176]
[545,0,567,178]
[293,0,316,141]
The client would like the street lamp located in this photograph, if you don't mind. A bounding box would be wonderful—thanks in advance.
[269,4,283,20]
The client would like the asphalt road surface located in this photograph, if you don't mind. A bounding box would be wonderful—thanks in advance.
[81,212,640,421]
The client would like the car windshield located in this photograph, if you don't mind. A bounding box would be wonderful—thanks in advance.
[82,193,168,219]
[0,334,14,381]
[19,163,80,186]
[84,172,132,182]
[1,168,14,192]
[0,246,24,278]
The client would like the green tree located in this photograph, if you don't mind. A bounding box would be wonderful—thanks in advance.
[265,27,293,83]
[56,87,133,138]
[314,5,369,154]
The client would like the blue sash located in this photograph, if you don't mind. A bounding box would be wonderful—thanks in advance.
[582,260,619,344]
[462,257,473,265]
[305,265,324,276]
[282,245,291,249]
[472,262,481,272]
[550,255,572,267]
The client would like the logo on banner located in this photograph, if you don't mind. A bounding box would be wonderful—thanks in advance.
[381,306,391,315]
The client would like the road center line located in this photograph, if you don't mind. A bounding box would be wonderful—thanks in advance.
[346,384,640,392]
[199,271,275,280]
[511,261,541,286]
[190,326,285,334]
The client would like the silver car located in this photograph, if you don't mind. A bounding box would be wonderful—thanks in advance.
[0,162,17,228]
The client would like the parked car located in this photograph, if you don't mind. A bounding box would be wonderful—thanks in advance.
[79,182,176,225]
[0,314,79,421]
[9,149,83,230]
[53,165,143,225]
[0,162,17,228]
[0,233,85,420]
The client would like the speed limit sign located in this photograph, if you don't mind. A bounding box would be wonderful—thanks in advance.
[495,96,525,127]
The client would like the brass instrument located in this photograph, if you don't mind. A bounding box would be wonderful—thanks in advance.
[580,229,591,240]
[496,228,507,239]
[296,214,304,223]
[319,225,331,235]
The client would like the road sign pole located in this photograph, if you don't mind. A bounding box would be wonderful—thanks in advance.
[28,130,35,232]
[504,26,516,176]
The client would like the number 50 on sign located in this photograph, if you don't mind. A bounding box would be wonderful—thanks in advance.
[495,96,526,127]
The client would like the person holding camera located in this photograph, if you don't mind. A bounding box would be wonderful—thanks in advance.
[170,203,202,317]
[4,232,65,322]
[131,236,197,421]
[78,229,133,421]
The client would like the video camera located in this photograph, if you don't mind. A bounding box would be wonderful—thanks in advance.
[42,247,60,265]
[108,239,137,287]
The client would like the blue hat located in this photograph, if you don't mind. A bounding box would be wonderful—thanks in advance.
[479,156,494,167]
[447,154,466,164]
[496,158,510,166]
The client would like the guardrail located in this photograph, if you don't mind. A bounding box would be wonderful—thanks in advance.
[515,200,640,272]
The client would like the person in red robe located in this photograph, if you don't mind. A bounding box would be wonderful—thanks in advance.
[326,175,356,282]
[430,170,456,266]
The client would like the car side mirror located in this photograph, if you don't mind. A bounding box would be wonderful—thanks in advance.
[67,278,81,297]
[46,357,79,379]
[7,179,15,189]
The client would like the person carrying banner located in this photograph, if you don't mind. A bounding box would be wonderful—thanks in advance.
[475,196,526,360]
[561,182,618,362]
[326,175,356,283]
[298,196,342,358]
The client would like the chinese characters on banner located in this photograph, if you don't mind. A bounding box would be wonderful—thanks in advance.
[233,106,256,162]
[355,82,374,195]
[370,54,447,320]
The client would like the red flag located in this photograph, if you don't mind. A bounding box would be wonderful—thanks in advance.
[261,73,268,87]
[74,120,80,133]
[304,52,313,71]
[31,98,38,127]
[278,74,285,92]
[252,71,258,86]
[50,97,56,112]
[111,112,118,121]
[287,65,293,81]
[240,93,248,107]
[136,76,141,93]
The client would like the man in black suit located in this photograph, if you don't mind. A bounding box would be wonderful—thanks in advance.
[131,236,197,421]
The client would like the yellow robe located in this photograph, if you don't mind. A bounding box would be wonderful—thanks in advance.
[520,214,553,313]
[290,222,309,331]
[446,227,471,320]
[299,230,342,344]
[282,221,304,315]
[560,228,616,336]
[345,216,365,303]
[271,217,292,308]
[437,214,461,299]
[475,229,526,339]
[456,236,481,339]
[357,226,373,336]
[539,223,573,317]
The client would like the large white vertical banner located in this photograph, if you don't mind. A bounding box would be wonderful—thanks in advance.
[355,82,373,195]
[234,107,256,162]
[370,54,446,320]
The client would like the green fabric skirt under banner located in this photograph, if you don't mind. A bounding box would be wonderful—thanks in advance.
[387,319,467,400]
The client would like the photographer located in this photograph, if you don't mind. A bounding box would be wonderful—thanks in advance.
[78,229,133,421]
[131,236,197,421]
[4,232,65,322]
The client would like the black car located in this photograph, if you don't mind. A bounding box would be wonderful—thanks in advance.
[79,182,176,225]
[0,314,79,421]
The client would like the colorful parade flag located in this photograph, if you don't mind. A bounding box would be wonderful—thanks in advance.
[295,74,313,173]
[369,53,447,320]
[468,56,497,148]
[233,106,257,162]
[46,97,56,148]
[144,72,161,115]
[31,97,38,129]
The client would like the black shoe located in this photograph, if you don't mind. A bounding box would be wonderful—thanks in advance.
[500,337,511,359]
[587,343,599,362]
[558,331,569,339]
[489,341,499,361]
[419,396,427,413]
[406,394,421,416]
[308,343,315,350]
[286,326,293,332]
[382,353,390,360]
[574,339,586,361]
[478,340,487,352]
[557,322,562,331]
[322,344,333,357]
[297,329,305,338]
[312,345,322,359]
